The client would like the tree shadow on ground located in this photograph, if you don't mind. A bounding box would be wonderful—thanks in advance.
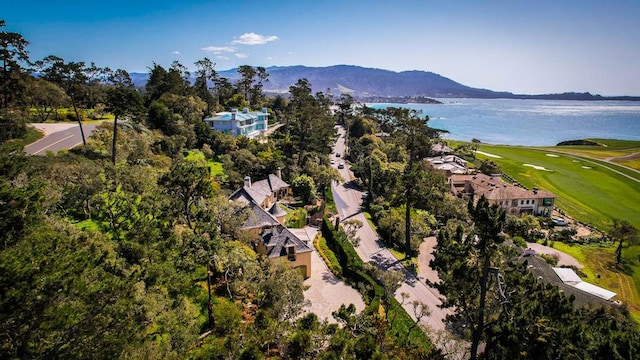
[321,272,341,285]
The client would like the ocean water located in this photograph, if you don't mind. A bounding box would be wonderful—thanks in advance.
[368,98,640,146]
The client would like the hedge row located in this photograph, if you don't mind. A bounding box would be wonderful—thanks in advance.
[321,216,382,309]
[313,234,343,276]
[322,215,432,348]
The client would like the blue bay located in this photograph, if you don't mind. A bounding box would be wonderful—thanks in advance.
[368,98,640,146]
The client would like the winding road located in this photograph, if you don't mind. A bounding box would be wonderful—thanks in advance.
[330,126,451,332]
[24,122,102,155]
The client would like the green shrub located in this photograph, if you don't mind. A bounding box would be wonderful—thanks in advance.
[321,216,433,350]
[212,298,242,335]
[540,253,559,266]
[314,235,342,277]
[512,236,527,248]
[286,208,307,228]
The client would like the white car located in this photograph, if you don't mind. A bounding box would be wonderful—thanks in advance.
[330,159,336,165]
[338,162,344,169]
[552,217,568,226]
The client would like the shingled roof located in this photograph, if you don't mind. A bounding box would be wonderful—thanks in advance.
[522,255,611,306]
[268,202,287,218]
[228,173,289,206]
[450,173,554,200]
[241,201,280,229]
[261,224,313,258]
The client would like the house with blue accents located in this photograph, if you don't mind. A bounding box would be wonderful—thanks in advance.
[204,108,269,138]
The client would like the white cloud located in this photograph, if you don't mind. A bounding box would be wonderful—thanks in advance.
[201,46,236,54]
[235,53,248,59]
[216,56,230,60]
[232,32,278,45]
[172,50,180,55]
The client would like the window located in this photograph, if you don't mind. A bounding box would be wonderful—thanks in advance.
[287,246,296,261]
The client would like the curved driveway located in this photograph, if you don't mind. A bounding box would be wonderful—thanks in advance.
[295,226,365,323]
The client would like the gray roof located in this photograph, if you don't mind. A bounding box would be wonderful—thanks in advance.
[522,255,610,306]
[261,224,313,258]
[240,201,279,229]
[228,173,289,207]
[268,202,287,217]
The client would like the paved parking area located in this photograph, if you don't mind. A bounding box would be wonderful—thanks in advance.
[293,227,365,323]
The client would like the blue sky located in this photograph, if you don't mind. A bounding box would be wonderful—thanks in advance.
[4,0,640,95]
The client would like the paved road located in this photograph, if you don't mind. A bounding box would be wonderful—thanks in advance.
[330,126,451,332]
[24,123,101,155]
[526,242,584,268]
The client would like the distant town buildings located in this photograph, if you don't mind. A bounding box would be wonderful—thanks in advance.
[229,171,312,278]
[449,173,556,216]
[204,108,269,138]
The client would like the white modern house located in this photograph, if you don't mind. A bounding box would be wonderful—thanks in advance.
[426,154,468,175]
[204,108,268,138]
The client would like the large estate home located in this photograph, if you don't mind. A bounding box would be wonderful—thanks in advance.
[229,171,312,278]
[449,173,556,216]
[426,154,468,175]
[204,108,269,138]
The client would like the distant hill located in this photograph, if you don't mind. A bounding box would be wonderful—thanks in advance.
[130,65,640,101]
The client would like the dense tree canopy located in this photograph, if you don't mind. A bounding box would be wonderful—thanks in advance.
[1,22,638,360]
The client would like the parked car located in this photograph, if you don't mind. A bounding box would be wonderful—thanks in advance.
[336,153,341,157]
[330,159,336,164]
[552,217,568,226]
[338,162,344,169]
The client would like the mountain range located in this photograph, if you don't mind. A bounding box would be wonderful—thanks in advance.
[131,65,640,102]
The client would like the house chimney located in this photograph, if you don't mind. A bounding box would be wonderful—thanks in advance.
[277,167,282,179]
[244,176,251,188]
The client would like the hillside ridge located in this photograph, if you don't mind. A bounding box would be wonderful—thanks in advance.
[130,65,640,101]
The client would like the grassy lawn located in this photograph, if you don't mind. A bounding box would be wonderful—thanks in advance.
[476,144,640,231]
[539,138,640,172]
[31,107,115,122]
[471,142,640,320]
[0,127,44,151]
[74,218,101,232]
[552,241,640,318]
[185,150,225,178]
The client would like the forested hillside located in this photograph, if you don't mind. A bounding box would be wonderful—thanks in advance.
[2,20,639,360]
[131,65,640,101]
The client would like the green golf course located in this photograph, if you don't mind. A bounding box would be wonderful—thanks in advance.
[476,142,639,231]
[472,139,640,320]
